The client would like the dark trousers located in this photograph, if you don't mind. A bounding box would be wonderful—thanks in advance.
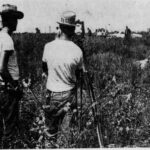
[0,87,23,141]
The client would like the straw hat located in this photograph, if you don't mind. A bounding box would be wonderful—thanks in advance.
[0,4,24,19]
[57,11,76,27]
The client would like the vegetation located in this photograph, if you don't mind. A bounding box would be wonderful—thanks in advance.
[1,33,150,148]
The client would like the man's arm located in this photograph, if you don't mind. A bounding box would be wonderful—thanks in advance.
[42,44,49,78]
[0,50,14,83]
[42,61,48,78]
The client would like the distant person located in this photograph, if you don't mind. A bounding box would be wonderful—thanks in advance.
[87,27,92,36]
[0,4,24,147]
[124,26,132,46]
[73,19,85,58]
[35,27,41,34]
[42,11,85,146]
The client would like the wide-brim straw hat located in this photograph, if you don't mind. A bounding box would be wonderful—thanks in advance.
[0,4,24,19]
[57,11,76,27]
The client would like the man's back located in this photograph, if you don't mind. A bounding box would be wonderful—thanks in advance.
[43,39,83,92]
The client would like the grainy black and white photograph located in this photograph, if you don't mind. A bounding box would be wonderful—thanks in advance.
[0,0,150,148]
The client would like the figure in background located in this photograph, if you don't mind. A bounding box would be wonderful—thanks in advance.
[87,27,92,36]
[35,27,41,34]
[124,26,132,46]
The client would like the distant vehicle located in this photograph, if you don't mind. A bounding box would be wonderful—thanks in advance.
[95,28,108,37]
[108,31,124,38]
[132,33,142,38]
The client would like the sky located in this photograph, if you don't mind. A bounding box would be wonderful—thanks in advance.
[1,0,150,33]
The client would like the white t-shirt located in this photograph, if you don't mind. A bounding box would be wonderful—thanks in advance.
[0,28,19,80]
[42,39,84,92]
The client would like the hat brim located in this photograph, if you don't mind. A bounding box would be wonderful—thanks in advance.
[0,11,24,19]
[57,22,76,27]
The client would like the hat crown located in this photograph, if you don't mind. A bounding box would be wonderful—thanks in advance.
[62,11,75,18]
[59,11,76,26]
[1,4,17,12]
[0,4,24,19]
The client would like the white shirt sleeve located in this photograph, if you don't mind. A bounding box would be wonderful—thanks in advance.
[2,35,14,52]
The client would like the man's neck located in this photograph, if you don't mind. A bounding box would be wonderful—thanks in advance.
[59,33,71,41]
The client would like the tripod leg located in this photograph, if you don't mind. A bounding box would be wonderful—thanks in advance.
[80,73,83,131]
[85,74,104,147]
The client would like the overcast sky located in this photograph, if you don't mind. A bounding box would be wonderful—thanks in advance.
[1,0,150,33]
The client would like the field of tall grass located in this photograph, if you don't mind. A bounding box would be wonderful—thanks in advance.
[1,33,150,148]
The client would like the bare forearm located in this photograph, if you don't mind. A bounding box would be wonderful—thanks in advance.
[42,61,48,75]
[0,69,13,83]
[0,51,14,83]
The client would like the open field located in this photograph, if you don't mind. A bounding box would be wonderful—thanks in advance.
[1,33,150,148]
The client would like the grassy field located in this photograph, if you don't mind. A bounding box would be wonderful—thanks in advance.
[1,33,150,148]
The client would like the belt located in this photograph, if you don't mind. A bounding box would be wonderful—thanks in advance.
[47,88,76,98]
[48,88,75,94]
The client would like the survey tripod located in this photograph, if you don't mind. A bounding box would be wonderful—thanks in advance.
[74,20,104,147]
[78,70,104,148]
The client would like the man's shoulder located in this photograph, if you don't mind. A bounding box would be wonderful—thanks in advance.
[71,41,81,49]
[45,39,59,48]
[0,31,14,51]
[0,31,13,43]
[70,41,83,54]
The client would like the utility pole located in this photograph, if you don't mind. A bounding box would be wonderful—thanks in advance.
[49,26,51,33]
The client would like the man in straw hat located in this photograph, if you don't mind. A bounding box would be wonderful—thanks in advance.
[42,11,85,146]
[0,4,23,147]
